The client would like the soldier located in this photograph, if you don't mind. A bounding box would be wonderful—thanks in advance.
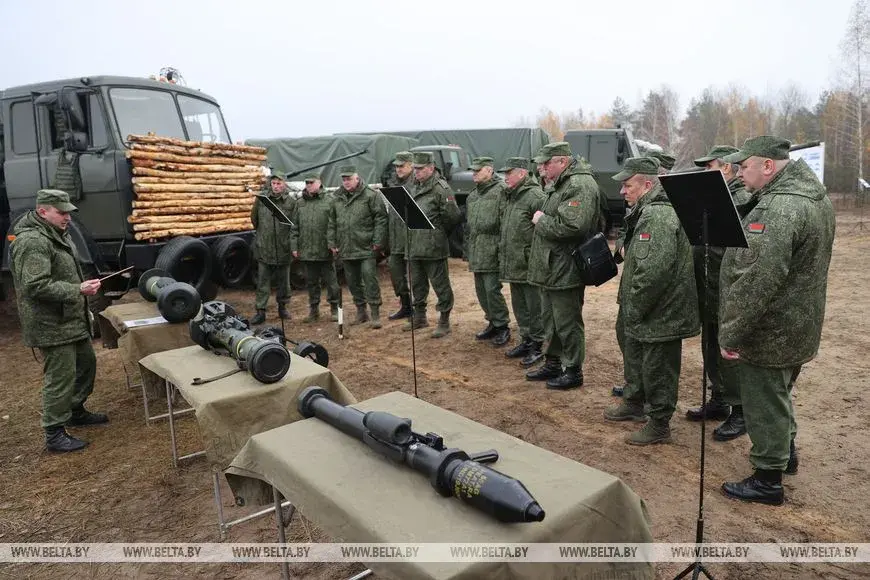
[330,165,387,328]
[684,146,752,441]
[466,156,511,346]
[603,158,699,444]
[385,152,414,320]
[403,151,462,338]
[250,171,295,325]
[9,190,107,453]
[526,142,602,389]
[718,136,835,505]
[498,157,547,366]
[290,172,340,323]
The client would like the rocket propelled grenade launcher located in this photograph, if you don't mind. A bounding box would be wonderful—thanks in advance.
[297,386,545,523]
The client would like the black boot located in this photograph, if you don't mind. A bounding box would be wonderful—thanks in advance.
[278,303,290,320]
[389,295,413,320]
[505,337,531,358]
[45,426,88,453]
[520,342,544,368]
[68,406,109,426]
[785,440,798,475]
[685,395,730,421]
[525,356,561,381]
[475,322,496,340]
[491,326,510,347]
[546,366,582,390]
[250,309,266,325]
[713,405,746,441]
[722,469,784,505]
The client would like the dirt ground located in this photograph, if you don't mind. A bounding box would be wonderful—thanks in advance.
[1,208,869,580]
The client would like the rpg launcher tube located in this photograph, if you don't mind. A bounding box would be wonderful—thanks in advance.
[137,268,202,323]
[297,386,545,523]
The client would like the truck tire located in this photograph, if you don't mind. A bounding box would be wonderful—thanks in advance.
[155,236,213,296]
[211,236,251,288]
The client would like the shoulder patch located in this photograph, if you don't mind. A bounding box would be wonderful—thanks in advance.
[566,200,580,207]
[447,195,455,202]
[747,222,765,234]
[638,233,651,241]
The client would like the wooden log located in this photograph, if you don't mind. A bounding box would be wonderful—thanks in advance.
[132,197,254,208]
[134,191,255,201]
[132,217,250,232]
[126,150,258,167]
[132,176,263,186]
[128,212,251,224]
[128,134,266,154]
[130,143,266,162]
[134,221,255,241]
[132,167,265,180]
[133,183,248,193]
[131,204,253,216]
[131,159,262,173]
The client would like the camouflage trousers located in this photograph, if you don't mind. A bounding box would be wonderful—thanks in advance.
[623,337,681,422]
[343,257,382,307]
[723,360,798,471]
[409,259,454,313]
[303,260,340,307]
[388,252,409,299]
[702,320,725,400]
[473,272,509,328]
[254,261,290,310]
[39,338,97,428]
[616,306,627,386]
[540,286,585,368]
[509,282,544,342]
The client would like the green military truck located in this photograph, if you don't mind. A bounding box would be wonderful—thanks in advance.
[0,75,256,314]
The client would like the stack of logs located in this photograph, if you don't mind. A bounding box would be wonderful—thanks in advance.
[126,134,267,241]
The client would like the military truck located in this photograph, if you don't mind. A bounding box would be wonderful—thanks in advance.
[0,75,256,315]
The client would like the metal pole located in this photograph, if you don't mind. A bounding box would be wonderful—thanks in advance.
[213,471,227,540]
[165,379,178,468]
[273,486,290,580]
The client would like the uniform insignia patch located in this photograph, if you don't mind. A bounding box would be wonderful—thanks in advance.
[447,196,455,202]
[566,200,580,207]
[638,233,651,241]
[748,222,765,233]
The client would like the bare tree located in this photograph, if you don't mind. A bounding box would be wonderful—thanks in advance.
[836,0,870,184]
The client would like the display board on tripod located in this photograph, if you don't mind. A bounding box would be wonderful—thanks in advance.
[380,186,435,231]
[257,194,295,227]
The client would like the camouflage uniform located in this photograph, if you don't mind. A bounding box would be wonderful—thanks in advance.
[605,158,700,443]
[404,152,462,337]
[10,190,102,451]
[251,177,296,317]
[498,158,546,364]
[331,165,388,326]
[385,152,414,319]
[527,143,604,388]
[289,175,340,320]
[466,157,510,338]
[719,137,835,503]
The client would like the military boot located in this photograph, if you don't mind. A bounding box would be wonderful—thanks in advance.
[525,356,561,381]
[353,305,369,325]
[303,305,320,323]
[785,440,798,475]
[388,295,413,320]
[250,309,266,325]
[505,337,531,359]
[685,395,730,421]
[475,322,496,340]
[369,305,382,329]
[491,326,510,347]
[721,470,784,505]
[68,406,109,426]
[626,419,672,445]
[546,366,582,390]
[520,341,544,368]
[713,405,747,441]
[604,401,647,422]
[402,310,429,331]
[431,311,451,338]
[330,304,339,322]
[45,426,88,453]
[278,303,291,320]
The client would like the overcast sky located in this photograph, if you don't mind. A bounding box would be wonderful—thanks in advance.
[0,0,855,141]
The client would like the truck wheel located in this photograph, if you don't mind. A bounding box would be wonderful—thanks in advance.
[155,236,213,296]
[211,236,251,288]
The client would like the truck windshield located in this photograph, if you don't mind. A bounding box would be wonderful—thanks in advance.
[109,88,186,142]
[177,95,230,143]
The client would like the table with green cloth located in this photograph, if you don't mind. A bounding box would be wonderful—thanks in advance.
[226,391,654,580]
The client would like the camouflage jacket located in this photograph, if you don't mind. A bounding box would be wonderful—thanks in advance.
[10,211,91,348]
[619,186,700,342]
[251,190,296,265]
[290,187,335,261]
[692,177,751,322]
[465,177,506,272]
[386,173,414,255]
[499,175,546,283]
[407,174,462,260]
[719,159,835,367]
[330,183,387,260]
[527,158,602,289]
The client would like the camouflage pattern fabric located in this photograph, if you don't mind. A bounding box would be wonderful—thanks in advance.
[331,183,388,260]
[304,261,340,307]
[465,177,506,273]
[290,187,336,261]
[39,338,96,428]
[498,175,546,283]
[386,173,414,255]
[251,191,296,265]
[407,175,461,260]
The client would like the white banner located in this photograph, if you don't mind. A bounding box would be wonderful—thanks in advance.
[789,142,825,184]
[1,543,869,563]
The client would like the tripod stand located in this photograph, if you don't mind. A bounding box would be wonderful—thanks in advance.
[659,170,749,580]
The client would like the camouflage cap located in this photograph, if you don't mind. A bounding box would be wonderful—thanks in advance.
[722,135,791,163]
[648,150,676,170]
[694,145,740,166]
[498,157,530,172]
[36,189,77,212]
[392,151,413,166]
[612,157,661,181]
[532,141,573,163]
[269,170,286,181]
[303,172,321,182]
[412,151,435,167]
[469,156,494,171]
[339,165,358,177]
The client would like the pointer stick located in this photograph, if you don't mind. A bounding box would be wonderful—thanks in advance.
[97,265,134,283]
